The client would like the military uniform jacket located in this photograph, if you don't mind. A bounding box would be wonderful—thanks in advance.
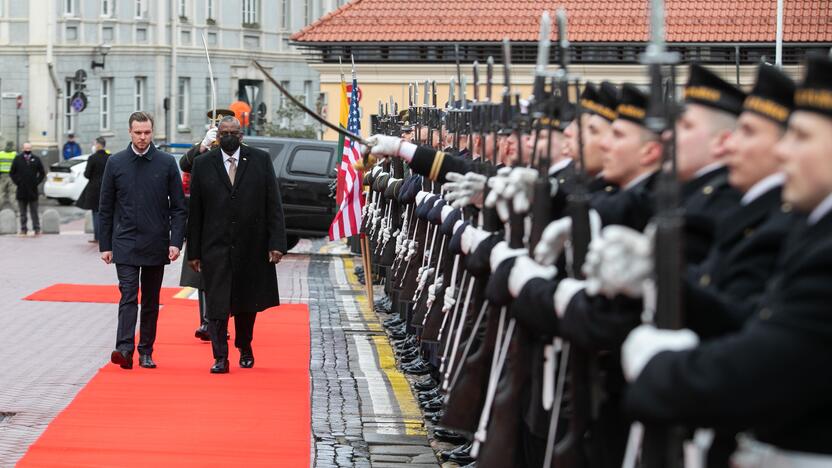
[592,170,658,232]
[409,146,475,183]
[624,210,832,454]
[681,166,742,264]
[186,144,287,319]
[685,186,795,338]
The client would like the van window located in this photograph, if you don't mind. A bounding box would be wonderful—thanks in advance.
[288,147,332,177]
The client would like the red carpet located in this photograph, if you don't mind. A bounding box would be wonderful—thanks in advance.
[24,283,182,304]
[19,286,311,467]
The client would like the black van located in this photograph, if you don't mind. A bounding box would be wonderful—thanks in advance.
[243,136,339,246]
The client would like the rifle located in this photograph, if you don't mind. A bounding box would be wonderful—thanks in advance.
[634,0,685,466]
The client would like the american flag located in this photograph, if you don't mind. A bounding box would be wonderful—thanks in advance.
[328,77,364,241]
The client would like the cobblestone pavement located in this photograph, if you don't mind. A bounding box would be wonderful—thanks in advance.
[0,229,436,467]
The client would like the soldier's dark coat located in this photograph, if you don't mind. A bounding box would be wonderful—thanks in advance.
[186,144,287,319]
[681,166,742,264]
[624,209,832,455]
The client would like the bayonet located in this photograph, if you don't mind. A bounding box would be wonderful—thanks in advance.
[201,32,217,124]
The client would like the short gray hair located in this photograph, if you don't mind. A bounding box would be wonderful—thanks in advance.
[219,115,241,128]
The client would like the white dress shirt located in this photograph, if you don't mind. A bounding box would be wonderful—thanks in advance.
[222,147,241,176]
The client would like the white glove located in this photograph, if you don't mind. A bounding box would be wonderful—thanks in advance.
[508,256,558,297]
[461,226,493,255]
[440,205,455,223]
[442,285,457,312]
[405,240,418,261]
[415,191,430,205]
[445,172,487,209]
[489,241,528,273]
[534,209,602,266]
[621,324,699,382]
[368,134,403,157]
[534,217,572,266]
[554,278,586,318]
[485,167,514,221]
[584,225,653,299]
[426,275,444,309]
[201,127,218,149]
[502,167,538,214]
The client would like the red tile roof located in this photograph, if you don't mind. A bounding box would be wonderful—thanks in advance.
[292,0,832,43]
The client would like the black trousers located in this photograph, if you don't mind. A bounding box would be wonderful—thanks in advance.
[17,199,39,232]
[115,264,165,356]
[209,313,257,360]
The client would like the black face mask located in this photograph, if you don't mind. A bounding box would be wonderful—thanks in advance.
[23,151,31,155]
[219,134,241,154]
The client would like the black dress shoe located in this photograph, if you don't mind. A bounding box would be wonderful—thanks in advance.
[433,428,468,444]
[110,350,133,369]
[414,378,438,391]
[439,442,472,462]
[139,354,156,368]
[239,348,255,368]
[210,359,230,374]
[194,324,210,341]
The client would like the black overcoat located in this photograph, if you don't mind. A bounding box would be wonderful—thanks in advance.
[179,143,204,289]
[9,153,45,201]
[624,209,832,455]
[186,144,287,319]
[98,144,187,266]
[76,149,108,210]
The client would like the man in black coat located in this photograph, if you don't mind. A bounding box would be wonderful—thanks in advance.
[9,142,45,235]
[186,115,287,374]
[99,112,187,370]
[76,136,109,242]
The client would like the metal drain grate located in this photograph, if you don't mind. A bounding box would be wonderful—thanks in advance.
[0,412,16,423]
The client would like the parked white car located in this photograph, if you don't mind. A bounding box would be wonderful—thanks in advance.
[44,155,89,205]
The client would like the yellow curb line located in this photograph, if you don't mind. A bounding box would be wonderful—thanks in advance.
[342,256,425,436]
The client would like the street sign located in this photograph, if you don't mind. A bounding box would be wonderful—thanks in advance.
[16,95,22,109]
[1,92,21,99]
[70,92,87,112]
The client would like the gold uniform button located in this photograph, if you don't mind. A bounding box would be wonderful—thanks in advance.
[759,308,773,320]
[744,228,755,237]
[781,203,792,213]
[699,274,711,286]
[605,186,614,192]
[702,185,714,195]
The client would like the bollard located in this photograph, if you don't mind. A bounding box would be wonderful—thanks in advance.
[0,208,15,234]
[84,211,94,234]
[41,209,61,234]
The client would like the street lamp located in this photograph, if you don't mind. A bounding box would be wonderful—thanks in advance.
[91,44,112,70]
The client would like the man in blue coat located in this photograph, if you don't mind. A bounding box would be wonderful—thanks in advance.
[99,112,187,370]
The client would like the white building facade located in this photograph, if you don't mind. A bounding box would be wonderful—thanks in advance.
[0,0,344,162]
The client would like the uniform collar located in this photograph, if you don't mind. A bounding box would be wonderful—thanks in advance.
[694,161,725,179]
[548,158,572,176]
[808,192,832,226]
[624,170,655,190]
[741,172,785,206]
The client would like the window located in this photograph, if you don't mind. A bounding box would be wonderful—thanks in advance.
[206,0,215,20]
[136,27,148,42]
[65,79,77,133]
[303,80,312,122]
[102,27,114,41]
[205,77,217,112]
[178,0,188,19]
[281,0,290,30]
[242,0,259,25]
[177,77,190,128]
[278,80,290,108]
[289,148,332,176]
[135,77,146,111]
[304,0,313,24]
[100,78,113,131]
[65,0,76,16]
[135,0,147,18]
[101,0,114,17]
